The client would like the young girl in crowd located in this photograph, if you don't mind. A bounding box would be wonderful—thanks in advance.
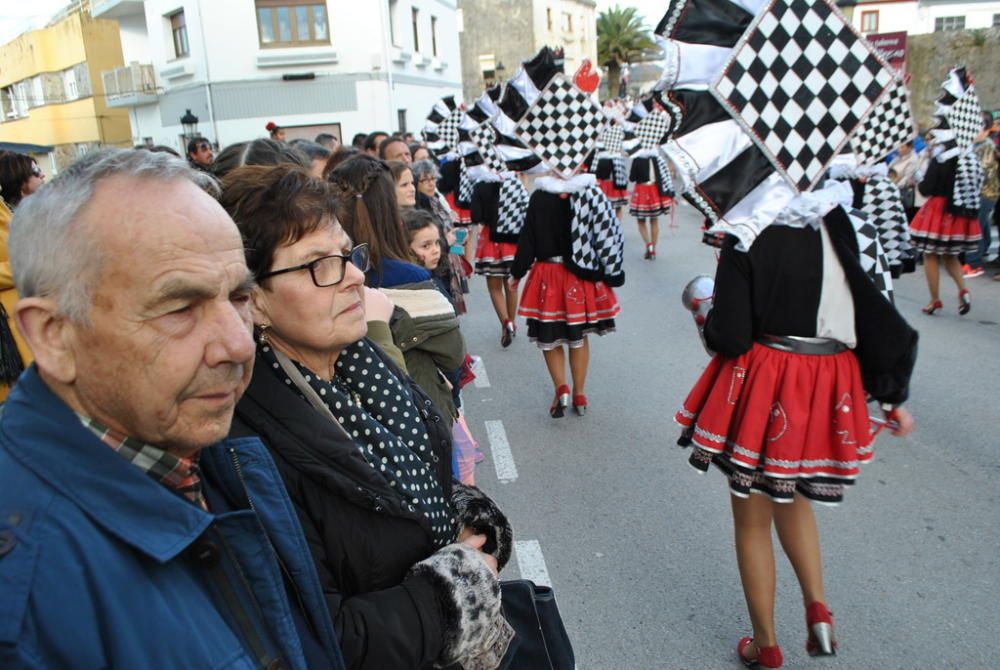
[403,208,452,301]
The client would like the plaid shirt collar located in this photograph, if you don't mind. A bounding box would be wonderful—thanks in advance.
[78,415,208,511]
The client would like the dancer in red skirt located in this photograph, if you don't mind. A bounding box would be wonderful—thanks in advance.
[911,67,985,315]
[592,122,629,221]
[676,204,918,667]
[509,175,624,417]
[624,98,675,260]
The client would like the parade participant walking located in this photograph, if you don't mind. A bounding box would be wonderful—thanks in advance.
[656,2,921,665]
[0,149,345,669]
[625,97,675,260]
[910,67,984,314]
[463,86,529,348]
[591,111,629,220]
[496,47,625,417]
[219,163,513,670]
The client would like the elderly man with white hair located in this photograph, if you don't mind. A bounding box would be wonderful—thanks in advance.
[0,149,345,669]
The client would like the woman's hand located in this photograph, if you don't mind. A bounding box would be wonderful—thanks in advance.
[459,531,498,576]
[363,287,394,323]
[887,406,914,437]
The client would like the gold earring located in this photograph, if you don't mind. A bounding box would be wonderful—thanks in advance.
[257,324,270,345]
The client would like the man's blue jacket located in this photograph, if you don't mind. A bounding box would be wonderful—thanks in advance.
[0,367,346,669]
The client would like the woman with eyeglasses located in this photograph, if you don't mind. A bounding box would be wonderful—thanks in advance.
[220,164,513,670]
[0,151,42,400]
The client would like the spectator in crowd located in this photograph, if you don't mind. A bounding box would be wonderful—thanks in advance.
[211,138,310,179]
[324,146,361,176]
[0,151,45,210]
[186,136,215,171]
[889,140,920,220]
[0,151,41,401]
[364,131,389,156]
[219,164,508,670]
[266,121,286,142]
[289,139,333,178]
[0,149,345,669]
[966,112,999,277]
[315,132,340,151]
[351,132,367,149]
[388,160,417,208]
[411,143,431,163]
[402,131,416,144]
[379,135,412,164]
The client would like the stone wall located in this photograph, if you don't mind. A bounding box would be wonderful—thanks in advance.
[907,28,1000,130]
[458,0,536,104]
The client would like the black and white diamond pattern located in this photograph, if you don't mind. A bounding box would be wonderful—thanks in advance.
[851,76,915,166]
[953,152,985,212]
[713,0,894,191]
[471,123,507,174]
[635,110,672,151]
[612,156,628,189]
[847,207,894,303]
[862,177,914,276]
[496,179,529,237]
[948,85,984,150]
[458,161,473,205]
[514,73,605,178]
[569,185,624,278]
[599,124,625,155]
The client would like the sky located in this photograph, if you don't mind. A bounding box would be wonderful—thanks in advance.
[0,1,669,46]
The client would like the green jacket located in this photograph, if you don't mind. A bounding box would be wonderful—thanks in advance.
[384,282,466,428]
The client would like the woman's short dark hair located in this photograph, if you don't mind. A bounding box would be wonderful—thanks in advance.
[402,207,438,240]
[0,151,37,209]
[218,165,340,283]
[211,138,310,179]
[328,154,416,274]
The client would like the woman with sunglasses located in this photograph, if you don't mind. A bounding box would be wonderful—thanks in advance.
[0,151,43,400]
[220,164,513,670]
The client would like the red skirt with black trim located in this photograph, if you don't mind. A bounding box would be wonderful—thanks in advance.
[474,226,518,277]
[445,192,472,225]
[517,261,620,350]
[629,183,673,218]
[675,343,873,505]
[598,179,629,207]
[910,196,981,255]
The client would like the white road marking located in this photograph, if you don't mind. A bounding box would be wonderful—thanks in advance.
[514,539,552,587]
[484,419,517,483]
[471,356,491,388]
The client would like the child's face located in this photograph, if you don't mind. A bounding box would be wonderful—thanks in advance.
[410,225,441,270]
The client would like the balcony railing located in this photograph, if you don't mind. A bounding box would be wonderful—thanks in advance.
[102,63,158,107]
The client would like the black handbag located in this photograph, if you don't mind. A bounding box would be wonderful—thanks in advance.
[499,580,575,670]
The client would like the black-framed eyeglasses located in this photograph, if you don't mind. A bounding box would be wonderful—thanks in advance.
[259,243,370,287]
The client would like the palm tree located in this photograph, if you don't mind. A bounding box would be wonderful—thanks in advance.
[597,5,656,99]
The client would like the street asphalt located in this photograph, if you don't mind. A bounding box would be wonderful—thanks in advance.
[457,199,1000,669]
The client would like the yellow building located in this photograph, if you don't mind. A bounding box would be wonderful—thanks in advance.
[0,8,131,171]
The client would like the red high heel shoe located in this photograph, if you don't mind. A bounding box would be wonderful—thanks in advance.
[572,394,588,416]
[737,637,783,668]
[805,602,837,657]
[958,289,971,315]
[550,384,570,418]
[921,299,943,315]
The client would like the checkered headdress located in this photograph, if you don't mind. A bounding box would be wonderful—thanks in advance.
[851,75,917,166]
[655,0,899,250]
[496,46,608,178]
[622,95,679,156]
[930,67,986,217]
[422,95,464,158]
[458,86,509,177]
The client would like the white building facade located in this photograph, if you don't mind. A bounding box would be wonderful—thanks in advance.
[846,0,1000,35]
[92,0,463,151]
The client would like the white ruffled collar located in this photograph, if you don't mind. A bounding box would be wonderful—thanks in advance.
[535,174,596,194]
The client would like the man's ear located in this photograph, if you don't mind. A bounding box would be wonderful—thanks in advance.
[15,297,78,385]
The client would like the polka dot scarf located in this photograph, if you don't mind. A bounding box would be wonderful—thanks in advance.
[260,340,455,547]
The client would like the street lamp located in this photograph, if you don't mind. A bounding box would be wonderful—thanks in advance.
[180,109,199,141]
[495,61,506,82]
